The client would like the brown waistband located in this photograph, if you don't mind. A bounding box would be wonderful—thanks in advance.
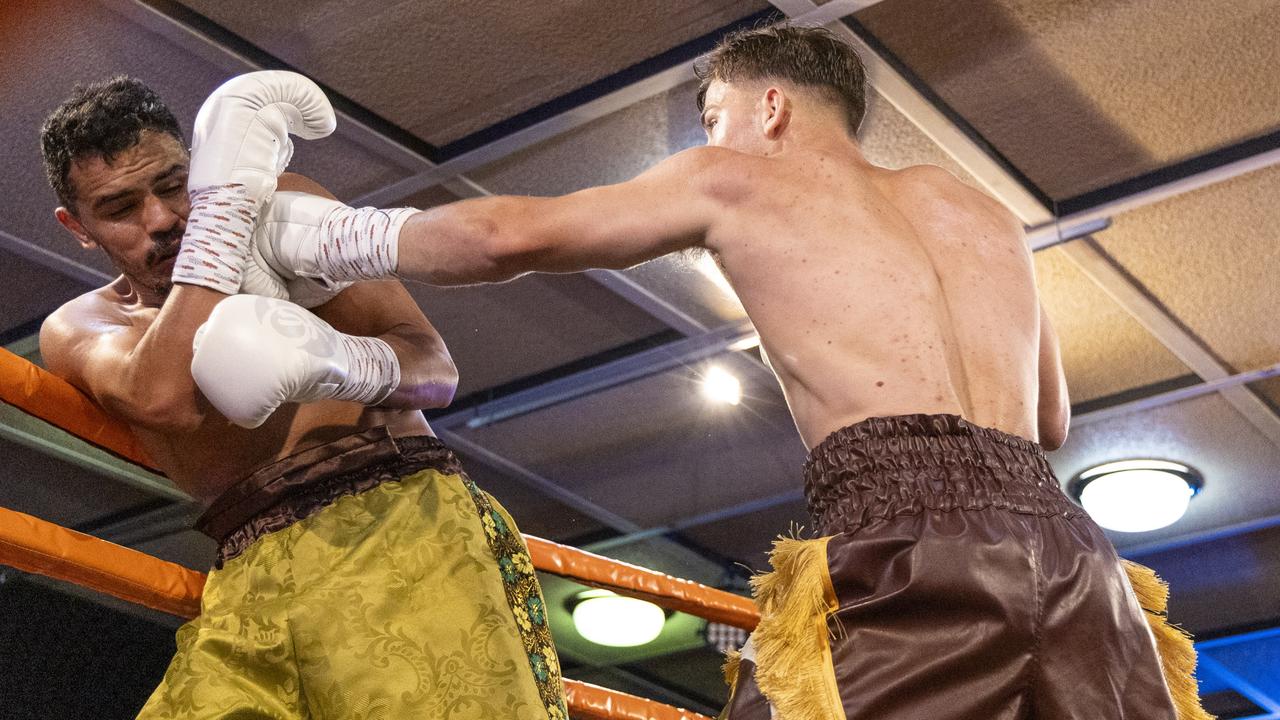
[195,427,462,566]
[803,414,1081,536]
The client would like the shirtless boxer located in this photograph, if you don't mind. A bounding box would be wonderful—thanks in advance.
[38,75,565,720]
[232,25,1205,720]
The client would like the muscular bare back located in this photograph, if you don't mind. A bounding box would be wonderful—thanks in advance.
[709,152,1046,449]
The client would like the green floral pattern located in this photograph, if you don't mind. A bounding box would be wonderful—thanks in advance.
[461,474,569,720]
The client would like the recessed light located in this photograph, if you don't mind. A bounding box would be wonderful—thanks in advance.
[1068,460,1203,533]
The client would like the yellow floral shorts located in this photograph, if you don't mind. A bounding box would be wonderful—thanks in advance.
[138,451,566,720]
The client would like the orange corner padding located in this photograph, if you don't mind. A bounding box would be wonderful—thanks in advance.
[526,535,759,631]
[0,505,204,618]
[0,347,155,468]
[0,506,713,720]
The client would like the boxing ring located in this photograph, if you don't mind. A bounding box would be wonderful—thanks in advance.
[0,345,757,720]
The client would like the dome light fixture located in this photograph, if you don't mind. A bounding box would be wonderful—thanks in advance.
[569,589,666,647]
[1068,459,1203,533]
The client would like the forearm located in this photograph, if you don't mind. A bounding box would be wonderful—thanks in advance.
[110,286,224,429]
[396,197,529,286]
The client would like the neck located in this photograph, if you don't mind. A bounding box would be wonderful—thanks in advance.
[765,120,863,159]
[113,274,167,308]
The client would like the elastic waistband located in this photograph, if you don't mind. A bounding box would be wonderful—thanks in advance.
[803,414,1080,536]
[196,426,461,567]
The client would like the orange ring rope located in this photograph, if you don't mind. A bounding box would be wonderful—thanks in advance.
[0,347,759,629]
[0,347,748,718]
[0,504,711,719]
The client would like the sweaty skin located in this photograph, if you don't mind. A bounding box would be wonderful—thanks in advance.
[392,79,1069,450]
[40,130,453,504]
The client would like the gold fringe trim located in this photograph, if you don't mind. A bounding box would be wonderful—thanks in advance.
[722,648,742,693]
[750,535,843,720]
[1121,560,1215,720]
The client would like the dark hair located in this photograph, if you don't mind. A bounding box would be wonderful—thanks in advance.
[695,24,868,134]
[40,75,185,210]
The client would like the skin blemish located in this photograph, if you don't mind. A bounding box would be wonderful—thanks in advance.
[876,381,885,387]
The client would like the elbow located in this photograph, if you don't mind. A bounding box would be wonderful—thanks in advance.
[1039,409,1069,452]
[469,202,541,283]
[389,351,458,410]
[111,390,205,433]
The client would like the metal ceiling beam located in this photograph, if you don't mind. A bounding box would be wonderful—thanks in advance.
[0,228,112,287]
[435,318,755,430]
[1073,361,1280,427]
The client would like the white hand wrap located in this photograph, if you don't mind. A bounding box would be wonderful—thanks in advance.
[192,295,400,428]
[173,71,336,294]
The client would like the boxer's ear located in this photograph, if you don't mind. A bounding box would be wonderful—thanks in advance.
[761,86,791,140]
[54,207,97,250]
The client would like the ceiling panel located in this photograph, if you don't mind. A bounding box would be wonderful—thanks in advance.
[1094,166,1280,375]
[676,496,810,574]
[458,357,805,530]
[1035,245,1191,403]
[1047,393,1280,552]
[0,251,95,338]
[453,453,607,545]
[174,0,769,146]
[1133,525,1280,635]
[853,0,1280,199]
[407,273,670,395]
[1254,378,1280,412]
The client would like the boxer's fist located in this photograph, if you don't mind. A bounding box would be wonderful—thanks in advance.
[175,71,335,295]
[192,295,399,428]
[189,71,335,202]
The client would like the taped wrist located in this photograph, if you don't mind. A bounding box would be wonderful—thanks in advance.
[314,205,416,282]
[173,184,259,294]
[331,334,401,405]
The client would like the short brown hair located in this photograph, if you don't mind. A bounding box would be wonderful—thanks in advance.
[695,25,868,134]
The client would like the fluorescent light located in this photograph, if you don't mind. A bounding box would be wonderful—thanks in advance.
[701,365,742,405]
[571,589,666,647]
[1070,460,1202,533]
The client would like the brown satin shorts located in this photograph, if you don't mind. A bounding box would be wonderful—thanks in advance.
[721,414,1178,720]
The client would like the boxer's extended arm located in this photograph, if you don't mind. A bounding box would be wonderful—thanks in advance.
[1037,305,1070,451]
[397,147,742,284]
[40,286,224,433]
[311,280,457,409]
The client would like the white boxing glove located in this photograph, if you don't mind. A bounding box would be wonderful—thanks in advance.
[241,192,357,307]
[174,71,336,295]
[192,295,400,428]
[250,191,417,287]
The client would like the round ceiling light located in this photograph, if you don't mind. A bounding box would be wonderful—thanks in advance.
[1069,459,1203,533]
[570,589,666,647]
[701,365,742,406]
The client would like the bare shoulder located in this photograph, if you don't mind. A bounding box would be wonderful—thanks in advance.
[658,146,762,204]
[898,164,1022,233]
[40,286,132,376]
